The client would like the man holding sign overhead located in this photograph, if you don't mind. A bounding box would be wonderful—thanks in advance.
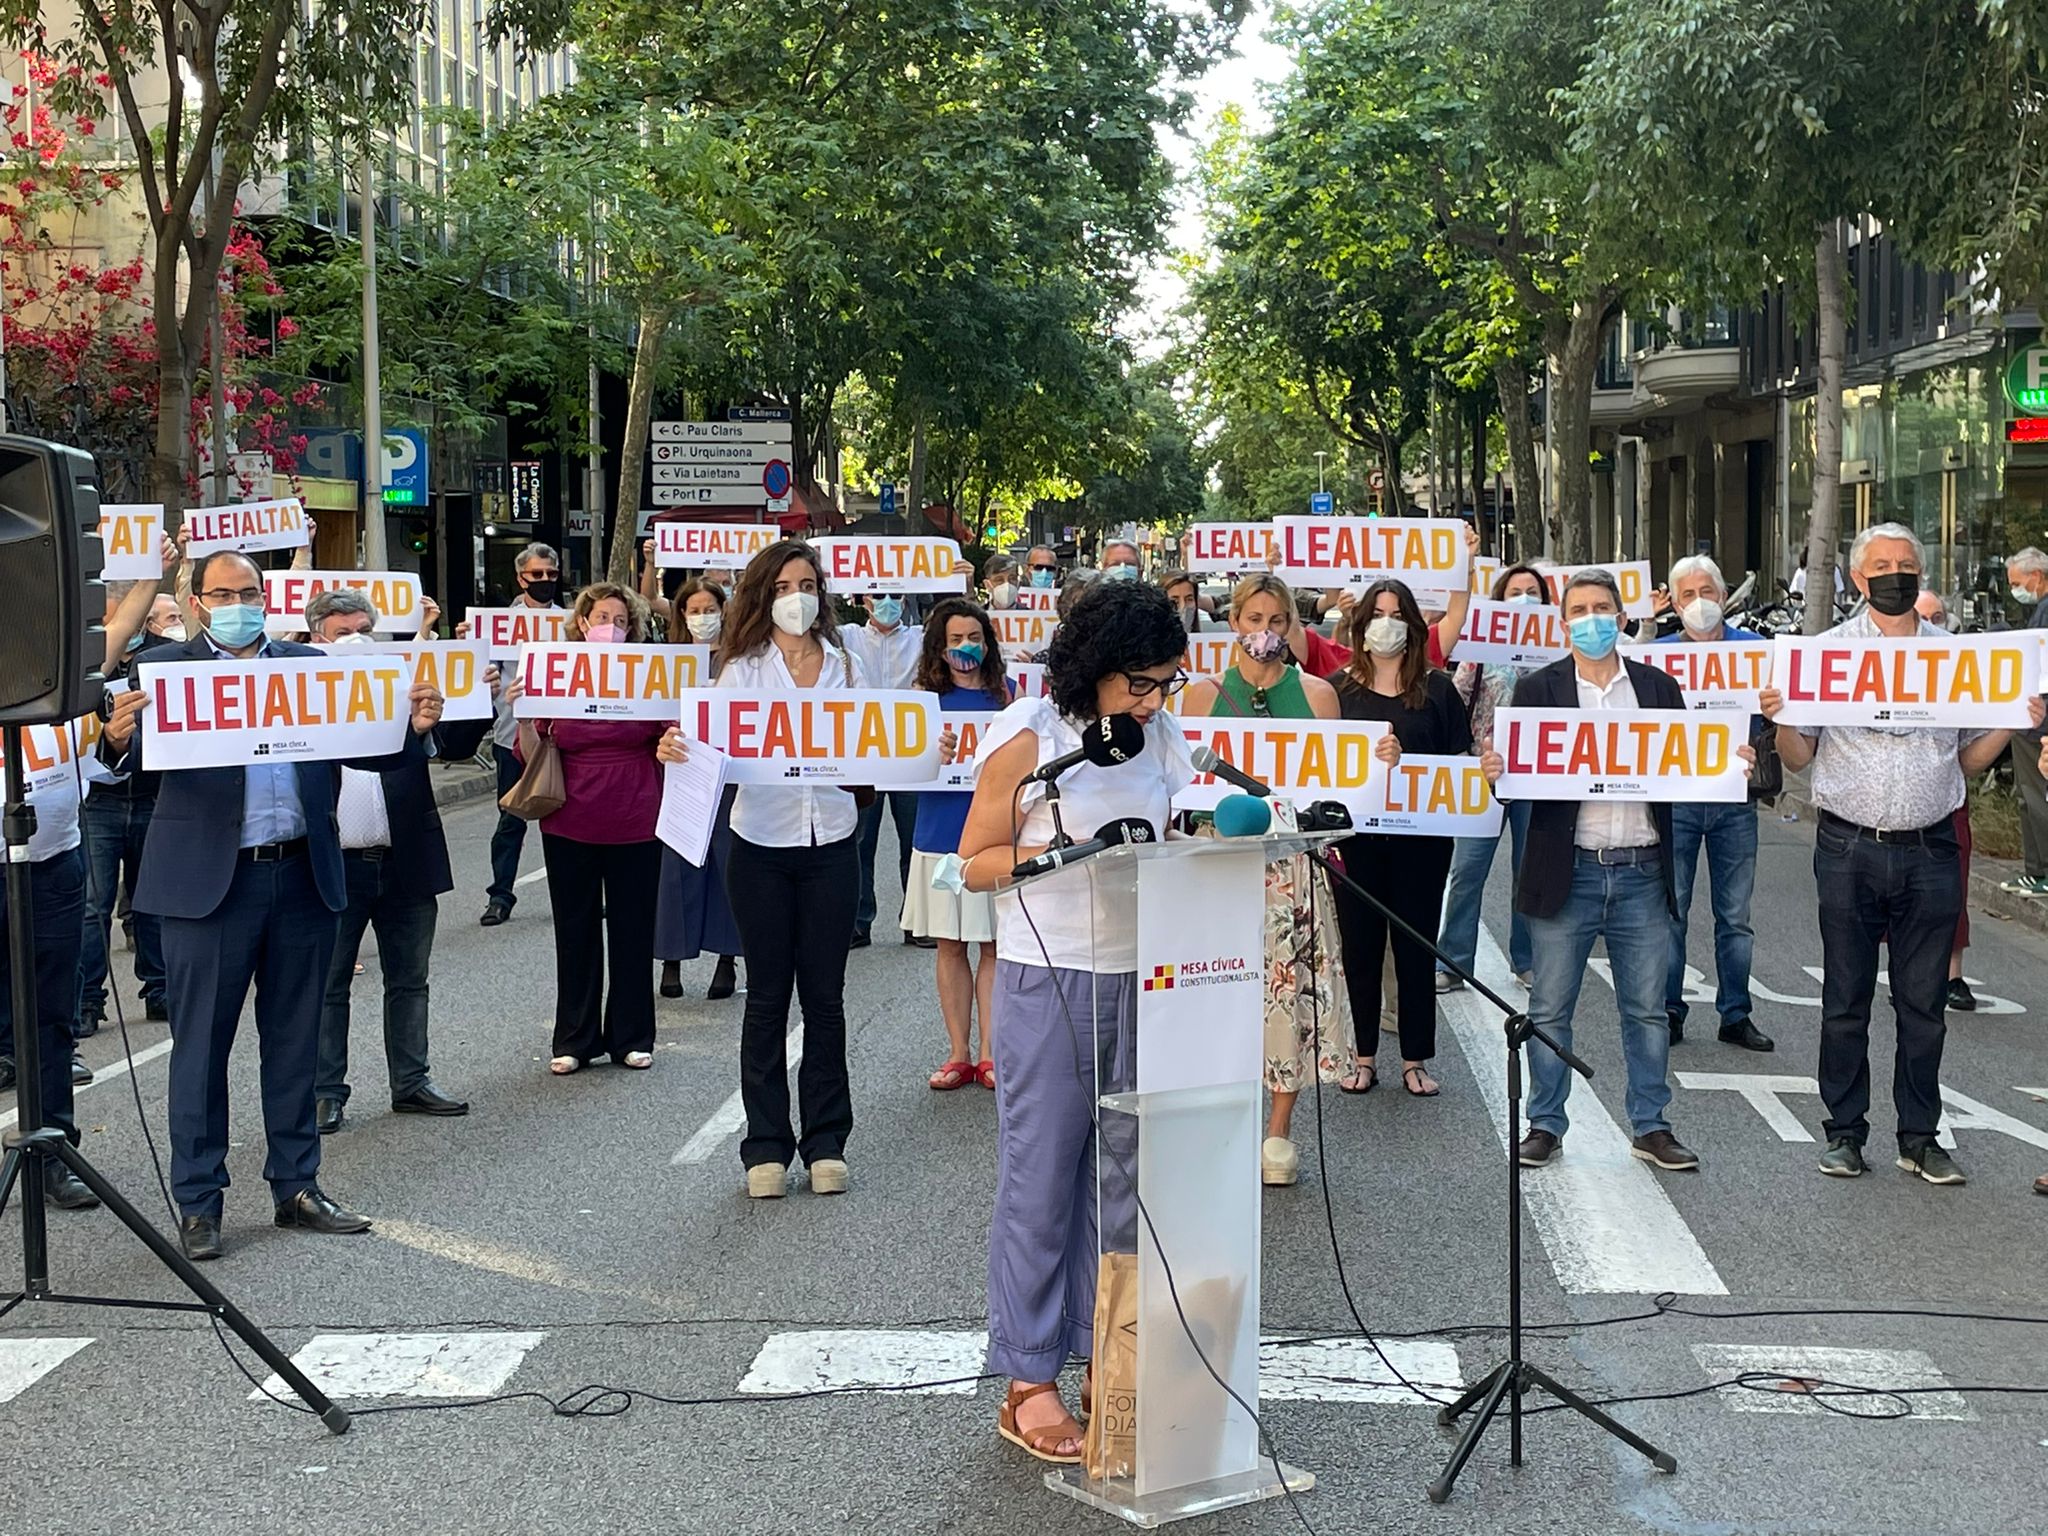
[1763,524,2046,1187]
[98,550,446,1261]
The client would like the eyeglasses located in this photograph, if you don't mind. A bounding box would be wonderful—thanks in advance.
[199,587,263,605]
[1121,669,1188,699]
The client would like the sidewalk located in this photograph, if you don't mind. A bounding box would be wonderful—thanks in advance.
[430,759,495,811]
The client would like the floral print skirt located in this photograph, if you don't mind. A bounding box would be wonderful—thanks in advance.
[1262,852,1356,1094]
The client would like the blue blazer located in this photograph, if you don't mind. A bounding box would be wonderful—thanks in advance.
[102,636,424,921]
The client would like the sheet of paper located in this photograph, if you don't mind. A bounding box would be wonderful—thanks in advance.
[656,740,729,866]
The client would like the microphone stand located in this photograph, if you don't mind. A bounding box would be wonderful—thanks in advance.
[1304,839,1676,1503]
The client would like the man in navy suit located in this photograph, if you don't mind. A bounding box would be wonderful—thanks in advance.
[99,550,445,1260]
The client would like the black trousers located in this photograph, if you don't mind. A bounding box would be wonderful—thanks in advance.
[542,834,661,1062]
[727,833,858,1169]
[1815,815,1961,1150]
[1333,833,1455,1063]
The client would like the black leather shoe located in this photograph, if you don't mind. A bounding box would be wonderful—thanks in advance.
[45,1166,100,1210]
[1945,977,1978,1012]
[1717,1019,1775,1052]
[480,900,511,927]
[274,1185,372,1234]
[70,1051,93,1085]
[1666,1010,1684,1047]
[849,925,872,949]
[145,997,170,1023]
[392,1083,469,1117]
[180,1213,223,1260]
[315,1098,345,1135]
[74,1013,103,1040]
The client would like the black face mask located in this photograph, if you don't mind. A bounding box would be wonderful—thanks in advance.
[1864,570,1919,617]
[523,578,559,605]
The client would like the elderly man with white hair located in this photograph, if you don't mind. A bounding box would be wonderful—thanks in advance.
[1099,538,1143,580]
[1652,554,1773,1053]
[1763,523,2047,1186]
[2003,546,2048,898]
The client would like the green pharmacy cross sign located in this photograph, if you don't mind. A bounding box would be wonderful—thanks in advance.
[2004,343,2048,414]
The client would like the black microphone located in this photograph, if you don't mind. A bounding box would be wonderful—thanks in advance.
[1190,743,1272,798]
[1010,816,1157,881]
[1026,711,1146,785]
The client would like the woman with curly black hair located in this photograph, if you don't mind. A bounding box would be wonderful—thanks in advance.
[955,578,1194,1466]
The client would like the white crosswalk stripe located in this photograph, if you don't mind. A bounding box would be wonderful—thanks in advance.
[251,1331,547,1405]
[0,1338,93,1404]
[1691,1344,1975,1420]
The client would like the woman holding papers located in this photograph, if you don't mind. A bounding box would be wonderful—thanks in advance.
[654,579,742,1002]
[954,578,1195,1465]
[659,542,865,1201]
[1180,572,1358,1188]
[1327,578,1468,1098]
[508,583,667,1075]
[907,598,1014,1092]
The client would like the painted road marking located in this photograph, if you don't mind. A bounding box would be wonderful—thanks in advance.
[672,1024,803,1165]
[737,1330,1464,1405]
[1673,1072,2048,1153]
[1691,1344,1974,1420]
[1800,965,2024,1016]
[1627,961,2025,1017]
[0,1338,92,1404]
[0,1038,174,1133]
[515,867,547,886]
[1444,928,1726,1296]
[252,1331,547,1405]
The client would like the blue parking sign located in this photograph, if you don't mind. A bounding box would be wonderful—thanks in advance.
[1309,490,1335,516]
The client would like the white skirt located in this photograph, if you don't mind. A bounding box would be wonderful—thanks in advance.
[901,848,998,943]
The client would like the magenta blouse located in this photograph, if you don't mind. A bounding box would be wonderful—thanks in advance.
[515,716,667,844]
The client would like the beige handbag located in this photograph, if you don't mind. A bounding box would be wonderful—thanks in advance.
[498,721,566,821]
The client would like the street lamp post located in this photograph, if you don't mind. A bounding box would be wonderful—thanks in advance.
[1313,450,1328,494]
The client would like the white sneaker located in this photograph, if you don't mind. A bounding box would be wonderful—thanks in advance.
[809,1158,849,1195]
[1434,972,1464,994]
[747,1163,788,1199]
[1261,1137,1299,1187]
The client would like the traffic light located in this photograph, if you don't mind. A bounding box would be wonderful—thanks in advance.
[405,518,430,555]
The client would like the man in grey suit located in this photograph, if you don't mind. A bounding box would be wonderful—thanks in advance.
[99,550,443,1260]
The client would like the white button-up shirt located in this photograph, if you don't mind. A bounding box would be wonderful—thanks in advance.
[1572,663,1659,850]
[719,639,869,847]
[841,620,923,690]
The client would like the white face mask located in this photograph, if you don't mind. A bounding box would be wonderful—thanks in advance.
[989,582,1018,608]
[771,591,820,637]
[685,611,723,642]
[2014,582,2039,604]
[1363,615,1408,656]
[1504,590,1542,606]
[1678,596,1723,635]
[327,630,373,646]
[156,622,187,642]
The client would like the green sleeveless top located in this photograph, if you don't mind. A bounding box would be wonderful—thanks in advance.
[1212,663,1312,719]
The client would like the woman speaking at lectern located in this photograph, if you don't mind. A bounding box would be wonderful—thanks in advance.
[956,578,1195,1464]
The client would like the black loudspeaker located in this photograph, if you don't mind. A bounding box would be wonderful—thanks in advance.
[0,435,104,726]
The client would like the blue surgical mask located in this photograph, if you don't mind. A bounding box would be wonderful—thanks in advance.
[1505,591,1542,606]
[870,597,904,627]
[205,602,267,649]
[1105,563,1138,582]
[1030,567,1056,589]
[1568,613,1620,660]
[944,642,985,672]
[124,630,146,654]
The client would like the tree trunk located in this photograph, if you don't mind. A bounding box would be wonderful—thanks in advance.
[1494,359,1540,555]
[1549,298,1607,563]
[1804,220,1847,635]
[906,413,928,530]
[607,300,670,586]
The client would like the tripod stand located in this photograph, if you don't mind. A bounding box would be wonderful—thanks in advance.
[0,729,349,1434]
[1305,843,1675,1503]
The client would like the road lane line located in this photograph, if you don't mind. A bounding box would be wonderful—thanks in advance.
[1442,926,1726,1296]
[0,1339,92,1403]
[671,1024,804,1165]
[252,1330,547,1406]
[0,1037,174,1133]
[515,868,547,886]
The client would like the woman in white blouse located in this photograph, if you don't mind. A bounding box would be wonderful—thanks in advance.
[659,541,866,1201]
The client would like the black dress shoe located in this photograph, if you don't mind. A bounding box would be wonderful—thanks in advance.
[1717,1019,1775,1052]
[180,1213,223,1260]
[392,1083,469,1116]
[45,1166,100,1210]
[74,1013,102,1040]
[1665,1010,1684,1046]
[1945,977,1978,1012]
[659,961,684,999]
[274,1185,372,1234]
[906,933,937,949]
[849,926,872,949]
[70,1051,93,1085]
[144,997,170,1023]
[707,956,737,1000]
[315,1098,345,1135]
[480,900,511,927]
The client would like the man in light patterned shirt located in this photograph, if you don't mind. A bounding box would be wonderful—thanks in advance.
[1765,523,2046,1187]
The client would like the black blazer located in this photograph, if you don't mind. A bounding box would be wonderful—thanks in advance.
[102,636,424,920]
[1506,656,1688,921]
[367,718,491,899]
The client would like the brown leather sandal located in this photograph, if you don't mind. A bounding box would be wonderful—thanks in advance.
[998,1381,1083,1464]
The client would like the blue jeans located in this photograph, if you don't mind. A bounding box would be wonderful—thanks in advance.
[1524,855,1674,1140]
[316,852,439,1104]
[1664,800,1757,1027]
[1437,798,1533,976]
[854,791,919,932]
[487,744,526,907]
[77,791,167,1025]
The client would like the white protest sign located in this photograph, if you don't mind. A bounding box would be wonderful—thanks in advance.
[1470,554,1501,597]
[811,536,969,594]
[1770,632,2040,728]
[312,638,492,721]
[1638,639,1774,714]
[1004,588,1060,612]
[98,503,164,579]
[676,689,942,785]
[1182,633,1238,680]
[1272,515,1468,597]
[1352,752,1504,838]
[182,497,310,556]
[1174,718,1390,813]
[1539,561,1656,620]
[1493,707,1747,802]
[1008,661,1052,699]
[653,521,780,569]
[918,709,1003,790]
[468,605,573,660]
[1181,522,1277,574]
[265,569,423,636]
[138,654,412,769]
[515,643,717,721]
[992,610,1058,661]
[1455,599,1570,667]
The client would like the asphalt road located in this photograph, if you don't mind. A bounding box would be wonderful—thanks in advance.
[2,796,2046,1536]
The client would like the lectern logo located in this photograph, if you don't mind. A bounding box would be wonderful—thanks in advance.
[1144,965,1176,992]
